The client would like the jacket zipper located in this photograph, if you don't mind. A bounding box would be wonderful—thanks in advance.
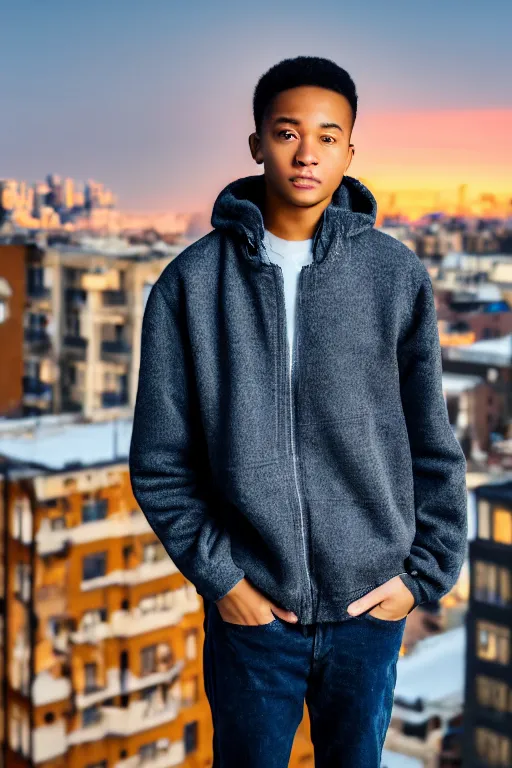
[274,263,314,622]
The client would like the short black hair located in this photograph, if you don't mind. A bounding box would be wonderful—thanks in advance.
[253,56,358,137]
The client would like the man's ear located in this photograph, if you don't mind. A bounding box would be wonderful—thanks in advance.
[249,132,263,164]
[345,144,355,173]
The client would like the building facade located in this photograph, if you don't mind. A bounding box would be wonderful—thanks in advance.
[0,417,316,768]
[462,480,512,765]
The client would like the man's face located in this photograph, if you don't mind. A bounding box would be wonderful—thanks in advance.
[249,85,355,209]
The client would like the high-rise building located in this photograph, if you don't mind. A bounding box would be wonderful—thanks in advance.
[462,479,512,765]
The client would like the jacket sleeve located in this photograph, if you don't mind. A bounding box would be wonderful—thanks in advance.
[129,274,246,603]
[397,264,468,611]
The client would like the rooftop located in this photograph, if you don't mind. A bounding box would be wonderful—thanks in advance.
[0,414,132,471]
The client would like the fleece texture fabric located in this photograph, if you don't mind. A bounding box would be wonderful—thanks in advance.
[129,172,468,625]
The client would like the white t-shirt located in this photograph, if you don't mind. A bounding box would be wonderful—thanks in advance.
[262,229,314,373]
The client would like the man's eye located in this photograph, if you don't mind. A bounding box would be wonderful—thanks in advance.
[278,131,335,143]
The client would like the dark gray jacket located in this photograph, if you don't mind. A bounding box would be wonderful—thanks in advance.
[129,172,468,624]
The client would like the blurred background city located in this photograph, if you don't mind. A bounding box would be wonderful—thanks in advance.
[0,1,511,767]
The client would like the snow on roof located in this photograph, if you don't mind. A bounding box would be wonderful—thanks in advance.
[442,372,483,393]
[444,333,512,366]
[381,750,424,768]
[394,626,465,714]
[0,417,133,470]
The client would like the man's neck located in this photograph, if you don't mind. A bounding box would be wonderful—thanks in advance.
[262,182,332,241]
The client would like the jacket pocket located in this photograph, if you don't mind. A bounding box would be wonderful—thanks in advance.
[298,408,416,605]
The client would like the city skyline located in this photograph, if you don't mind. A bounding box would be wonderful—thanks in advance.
[2,0,511,216]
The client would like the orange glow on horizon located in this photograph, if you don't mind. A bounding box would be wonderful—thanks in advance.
[351,107,512,219]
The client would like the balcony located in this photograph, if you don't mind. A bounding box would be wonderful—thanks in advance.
[110,591,201,638]
[23,376,53,403]
[36,509,152,556]
[115,740,185,768]
[82,498,108,523]
[81,269,120,291]
[80,557,180,592]
[71,588,200,648]
[27,285,51,302]
[101,339,131,360]
[63,334,88,359]
[68,694,181,744]
[76,660,185,710]
[24,328,52,353]
[32,721,67,763]
[107,696,180,735]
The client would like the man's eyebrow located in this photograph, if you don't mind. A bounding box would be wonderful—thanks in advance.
[273,116,344,133]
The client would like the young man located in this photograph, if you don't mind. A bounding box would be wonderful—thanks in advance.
[129,56,468,766]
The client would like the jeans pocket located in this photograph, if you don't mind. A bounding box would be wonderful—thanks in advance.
[360,612,406,627]
[215,604,280,629]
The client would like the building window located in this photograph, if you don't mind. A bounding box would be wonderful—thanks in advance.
[476,620,510,666]
[0,277,12,323]
[14,564,31,602]
[184,721,198,754]
[84,663,98,692]
[475,675,510,714]
[494,506,512,545]
[184,629,198,661]
[82,552,107,581]
[143,541,167,563]
[140,645,157,676]
[138,592,172,615]
[82,705,101,728]
[475,726,511,765]
[82,498,108,523]
[182,677,199,706]
[139,741,158,763]
[478,499,491,539]
[474,560,511,606]
[11,497,32,543]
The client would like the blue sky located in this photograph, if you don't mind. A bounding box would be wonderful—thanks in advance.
[2,0,511,212]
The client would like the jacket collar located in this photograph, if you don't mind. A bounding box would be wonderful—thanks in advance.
[211,172,377,266]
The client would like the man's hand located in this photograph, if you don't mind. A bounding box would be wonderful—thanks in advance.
[346,575,415,620]
[215,577,299,626]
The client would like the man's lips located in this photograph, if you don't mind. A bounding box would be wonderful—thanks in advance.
[290,176,321,185]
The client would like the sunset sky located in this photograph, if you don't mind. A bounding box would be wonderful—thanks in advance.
[2,0,511,217]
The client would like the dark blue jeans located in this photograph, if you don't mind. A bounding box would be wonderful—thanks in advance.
[202,599,406,767]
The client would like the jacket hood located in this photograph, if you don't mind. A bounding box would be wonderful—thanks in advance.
[211,172,377,266]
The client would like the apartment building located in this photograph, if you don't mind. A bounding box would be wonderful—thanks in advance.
[462,479,512,766]
[25,242,184,420]
[0,239,182,420]
[0,416,209,768]
[0,415,317,768]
